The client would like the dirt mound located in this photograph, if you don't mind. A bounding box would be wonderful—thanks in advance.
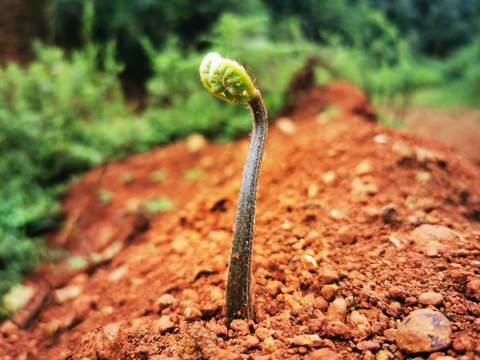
[402,107,480,169]
[2,82,480,359]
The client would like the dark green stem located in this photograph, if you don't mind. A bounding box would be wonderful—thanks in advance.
[225,94,267,327]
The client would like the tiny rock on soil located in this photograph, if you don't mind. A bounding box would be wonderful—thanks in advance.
[1,82,480,360]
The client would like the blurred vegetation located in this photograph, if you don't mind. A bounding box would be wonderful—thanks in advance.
[1,0,480,309]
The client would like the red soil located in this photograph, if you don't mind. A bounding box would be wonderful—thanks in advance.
[1,82,480,360]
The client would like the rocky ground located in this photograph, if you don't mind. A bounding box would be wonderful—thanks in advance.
[1,82,480,360]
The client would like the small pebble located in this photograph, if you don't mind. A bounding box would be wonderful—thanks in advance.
[323,171,337,186]
[363,350,375,360]
[374,134,389,144]
[337,225,356,245]
[244,335,260,349]
[184,307,202,320]
[388,286,407,301]
[0,320,18,336]
[182,289,199,302]
[213,324,228,338]
[135,344,151,357]
[264,280,282,296]
[386,301,402,316]
[473,318,480,331]
[356,340,380,352]
[276,117,297,135]
[380,204,401,225]
[392,141,414,159]
[291,334,322,348]
[155,294,176,311]
[396,309,452,354]
[313,296,329,312]
[351,178,379,199]
[321,284,339,301]
[3,285,36,313]
[452,333,475,353]
[324,320,352,339]
[466,279,480,301]
[107,265,128,282]
[308,183,320,198]
[262,337,277,353]
[230,319,249,335]
[355,159,373,175]
[418,291,443,306]
[254,327,270,341]
[210,287,223,302]
[404,296,418,306]
[302,254,318,271]
[38,320,60,337]
[384,329,397,343]
[376,350,393,360]
[326,298,347,322]
[54,285,82,304]
[346,311,371,340]
[95,323,128,359]
[186,133,207,153]
[151,315,175,334]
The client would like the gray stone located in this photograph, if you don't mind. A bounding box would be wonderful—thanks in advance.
[396,309,451,354]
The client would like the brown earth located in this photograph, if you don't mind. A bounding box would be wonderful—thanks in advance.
[402,107,480,169]
[1,82,480,360]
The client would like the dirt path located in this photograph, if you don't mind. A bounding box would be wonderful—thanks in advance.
[1,82,480,360]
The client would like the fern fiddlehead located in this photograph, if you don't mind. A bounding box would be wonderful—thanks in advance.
[199,52,258,104]
[200,53,268,326]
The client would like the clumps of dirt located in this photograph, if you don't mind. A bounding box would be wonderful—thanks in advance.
[1,82,480,360]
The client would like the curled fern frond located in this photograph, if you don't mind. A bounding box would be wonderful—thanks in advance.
[199,52,258,104]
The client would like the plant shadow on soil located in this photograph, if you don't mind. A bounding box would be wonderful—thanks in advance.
[1,82,480,359]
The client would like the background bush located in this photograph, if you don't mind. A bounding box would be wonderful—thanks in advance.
[0,40,158,312]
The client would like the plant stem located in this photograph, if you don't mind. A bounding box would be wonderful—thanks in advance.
[225,94,267,327]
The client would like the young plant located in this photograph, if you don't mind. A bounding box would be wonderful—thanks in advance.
[199,53,267,326]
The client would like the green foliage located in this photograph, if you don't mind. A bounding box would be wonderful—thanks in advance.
[52,0,268,87]
[442,39,480,104]
[151,170,168,183]
[142,196,173,214]
[97,190,114,205]
[265,0,480,58]
[183,168,206,180]
[199,52,257,104]
[371,0,480,57]
[0,40,158,304]
[144,13,315,141]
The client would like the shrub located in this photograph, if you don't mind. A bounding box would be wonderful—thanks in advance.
[0,40,158,305]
